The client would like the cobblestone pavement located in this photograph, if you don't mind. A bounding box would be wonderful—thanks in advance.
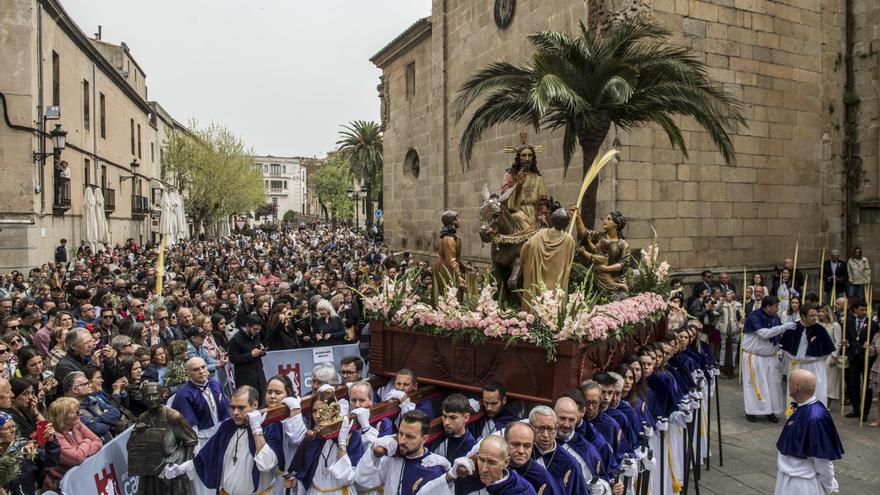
[689,376,880,494]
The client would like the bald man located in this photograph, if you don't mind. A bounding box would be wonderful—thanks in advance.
[170,358,231,495]
[555,397,619,495]
[453,436,536,494]
[774,369,844,495]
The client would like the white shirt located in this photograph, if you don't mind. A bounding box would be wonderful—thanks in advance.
[221,431,277,495]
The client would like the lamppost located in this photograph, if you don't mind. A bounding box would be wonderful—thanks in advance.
[32,123,67,162]
[347,186,363,229]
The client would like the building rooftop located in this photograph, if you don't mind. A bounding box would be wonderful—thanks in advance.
[370,16,432,68]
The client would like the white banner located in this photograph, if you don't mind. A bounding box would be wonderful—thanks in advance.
[260,344,364,396]
[59,426,139,495]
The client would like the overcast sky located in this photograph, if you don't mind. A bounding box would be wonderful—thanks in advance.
[63,0,431,157]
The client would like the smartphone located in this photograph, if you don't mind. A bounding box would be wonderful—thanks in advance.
[35,420,49,446]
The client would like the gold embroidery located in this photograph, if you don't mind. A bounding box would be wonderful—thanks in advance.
[537,484,547,495]
[412,477,424,492]
[563,469,572,485]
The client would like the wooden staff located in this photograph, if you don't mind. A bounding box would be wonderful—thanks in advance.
[839,290,846,417]
[738,267,747,384]
[860,284,873,426]
[818,248,826,307]
[791,241,800,294]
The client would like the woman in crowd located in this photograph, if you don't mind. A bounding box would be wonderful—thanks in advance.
[0,411,40,495]
[819,305,844,407]
[254,295,272,336]
[43,397,102,490]
[210,312,230,351]
[84,365,127,411]
[47,325,70,370]
[847,246,871,301]
[0,340,13,380]
[194,314,223,365]
[666,293,688,331]
[267,303,299,350]
[749,273,765,301]
[118,357,147,417]
[0,334,23,372]
[14,347,57,404]
[2,377,45,439]
[781,296,801,323]
[142,344,169,385]
[312,299,346,346]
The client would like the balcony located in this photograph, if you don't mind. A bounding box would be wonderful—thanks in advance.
[132,195,150,218]
[103,187,116,213]
[266,187,288,196]
[53,178,71,214]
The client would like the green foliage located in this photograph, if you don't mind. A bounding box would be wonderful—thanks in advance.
[162,122,265,230]
[337,121,383,229]
[455,18,745,173]
[311,153,354,220]
[282,210,297,222]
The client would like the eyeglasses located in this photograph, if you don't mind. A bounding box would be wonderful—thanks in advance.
[7,326,19,330]
[102,315,114,319]
[533,426,557,435]
[73,381,89,388]
[340,370,358,377]
[156,316,168,321]
[0,348,8,355]
[9,338,21,344]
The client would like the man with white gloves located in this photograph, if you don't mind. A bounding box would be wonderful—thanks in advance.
[355,410,451,494]
[164,386,278,495]
[741,295,796,422]
[384,369,435,419]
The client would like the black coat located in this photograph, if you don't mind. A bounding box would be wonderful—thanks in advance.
[823,259,849,293]
[266,321,300,351]
[311,316,347,346]
[228,330,267,398]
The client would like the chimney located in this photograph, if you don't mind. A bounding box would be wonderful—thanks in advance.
[95,25,102,40]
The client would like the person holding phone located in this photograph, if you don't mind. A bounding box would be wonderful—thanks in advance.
[228,314,268,402]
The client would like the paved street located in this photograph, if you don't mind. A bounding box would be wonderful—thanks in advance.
[691,377,880,494]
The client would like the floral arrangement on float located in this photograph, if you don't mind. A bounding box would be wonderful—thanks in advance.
[362,235,671,361]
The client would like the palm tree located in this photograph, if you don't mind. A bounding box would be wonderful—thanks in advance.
[455,19,745,228]
[337,120,383,232]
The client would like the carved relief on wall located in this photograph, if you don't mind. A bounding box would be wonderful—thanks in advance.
[588,0,654,33]
[378,75,390,131]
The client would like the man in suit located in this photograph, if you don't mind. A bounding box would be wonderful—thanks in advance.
[844,299,877,419]
[717,271,737,297]
[823,249,849,303]
[745,285,766,318]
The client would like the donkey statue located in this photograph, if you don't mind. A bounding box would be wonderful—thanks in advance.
[478,184,553,306]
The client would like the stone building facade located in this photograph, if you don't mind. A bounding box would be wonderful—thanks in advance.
[371,0,880,280]
[254,155,307,220]
[0,0,180,269]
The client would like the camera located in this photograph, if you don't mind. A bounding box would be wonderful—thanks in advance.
[41,370,55,381]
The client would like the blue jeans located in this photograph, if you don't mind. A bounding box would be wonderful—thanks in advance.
[847,284,865,300]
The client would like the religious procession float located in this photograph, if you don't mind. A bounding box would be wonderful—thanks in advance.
[366,145,675,404]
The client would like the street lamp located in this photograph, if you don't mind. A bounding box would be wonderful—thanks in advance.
[120,159,140,182]
[347,186,362,229]
[33,124,67,161]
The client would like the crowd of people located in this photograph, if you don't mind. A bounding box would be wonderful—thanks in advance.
[0,222,856,495]
[667,253,878,425]
[0,222,416,494]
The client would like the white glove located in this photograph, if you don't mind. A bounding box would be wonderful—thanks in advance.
[588,480,605,495]
[338,416,351,449]
[711,367,721,376]
[781,321,797,332]
[399,398,416,414]
[642,424,654,438]
[634,446,648,461]
[641,454,657,472]
[678,401,691,412]
[421,454,450,469]
[468,398,481,413]
[352,407,372,429]
[247,409,267,434]
[317,384,335,395]
[682,408,693,423]
[282,397,301,411]
[384,389,406,402]
[374,435,398,456]
[162,463,182,479]
[621,457,638,478]
[656,418,669,432]
[448,457,475,479]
